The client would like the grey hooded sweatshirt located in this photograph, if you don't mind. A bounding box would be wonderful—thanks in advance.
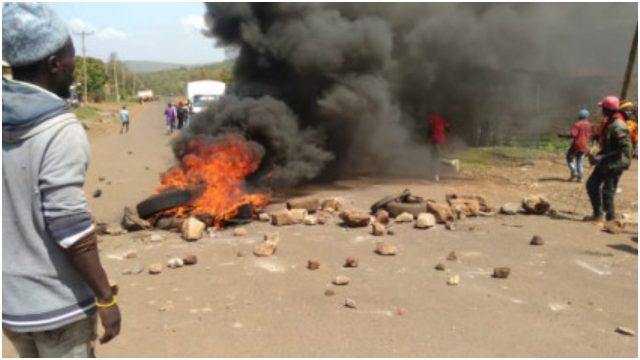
[2,78,96,332]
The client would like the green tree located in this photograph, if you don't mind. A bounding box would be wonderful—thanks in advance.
[74,56,107,102]
[218,67,232,85]
[107,53,121,102]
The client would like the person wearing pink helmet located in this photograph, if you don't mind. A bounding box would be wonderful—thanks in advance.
[584,95,632,225]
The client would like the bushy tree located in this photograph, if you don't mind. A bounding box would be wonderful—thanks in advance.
[218,67,232,85]
[74,56,107,102]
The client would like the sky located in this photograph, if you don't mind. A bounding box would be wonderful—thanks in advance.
[48,2,227,65]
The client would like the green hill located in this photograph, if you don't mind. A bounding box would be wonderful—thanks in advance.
[136,60,234,96]
[124,60,185,74]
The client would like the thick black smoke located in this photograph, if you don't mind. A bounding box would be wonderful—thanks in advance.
[175,2,636,188]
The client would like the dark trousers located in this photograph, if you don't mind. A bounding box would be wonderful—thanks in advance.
[430,143,442,175]
[566,147,585,179]
[586,165,622,221]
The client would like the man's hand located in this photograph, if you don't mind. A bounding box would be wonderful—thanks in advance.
[97,304,121,344]
[588,153,604,166]
[588,153,608,166]
[64,231,122,344]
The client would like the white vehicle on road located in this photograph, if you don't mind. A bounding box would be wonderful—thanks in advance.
[187,80,226,114]
[137,89,154,102]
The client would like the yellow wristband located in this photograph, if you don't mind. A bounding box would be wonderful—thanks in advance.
[96,296,117,308]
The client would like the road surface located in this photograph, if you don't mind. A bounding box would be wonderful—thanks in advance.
[3,101,637,357]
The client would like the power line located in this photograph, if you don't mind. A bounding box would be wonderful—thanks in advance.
[73,31,94,104]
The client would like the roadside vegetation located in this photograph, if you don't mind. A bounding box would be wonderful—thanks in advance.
[74,53,138,103]
[74,56,232,102]
[74,105,100,121]
[74,102,137,126]
[455,135,568,168]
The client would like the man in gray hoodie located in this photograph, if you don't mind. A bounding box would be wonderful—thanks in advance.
[2,3,121,357]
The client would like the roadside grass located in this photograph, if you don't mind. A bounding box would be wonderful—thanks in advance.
[455,136,569,168]
[74,106,100,121]
[75,102,135,124]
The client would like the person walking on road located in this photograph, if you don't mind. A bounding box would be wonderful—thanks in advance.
[562,109,592,182]
[164,102,176,135]
[2,3,121,357]
[428,114,447,181]
[184,99,192,127]
[176,101,184,129]
[584,96,632,225]
[119,105,130,134]
[178,101,190,129]
[427,114,458,181]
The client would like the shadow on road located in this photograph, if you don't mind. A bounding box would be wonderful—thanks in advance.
[607,243,638,256]
[547,211,583,223]
[538,176,572,183]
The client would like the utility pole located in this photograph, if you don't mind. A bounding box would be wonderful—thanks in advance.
[112,56,120,103]
[73,30,93,104]
[121,62,126,100]
[620,24,638,101]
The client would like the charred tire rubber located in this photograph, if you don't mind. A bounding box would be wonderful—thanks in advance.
[136,189,194,219]
[370,189,411,213]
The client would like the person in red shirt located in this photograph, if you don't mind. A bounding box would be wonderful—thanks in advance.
[428,114,450,181]
[565,109,592,182]
[429,114,448,146]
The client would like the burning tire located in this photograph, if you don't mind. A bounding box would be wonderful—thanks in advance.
[136,189,194,219]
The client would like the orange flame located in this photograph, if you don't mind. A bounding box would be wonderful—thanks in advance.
[154,134,271,227]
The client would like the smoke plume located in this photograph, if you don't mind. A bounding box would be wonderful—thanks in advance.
[175,2,636,188]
